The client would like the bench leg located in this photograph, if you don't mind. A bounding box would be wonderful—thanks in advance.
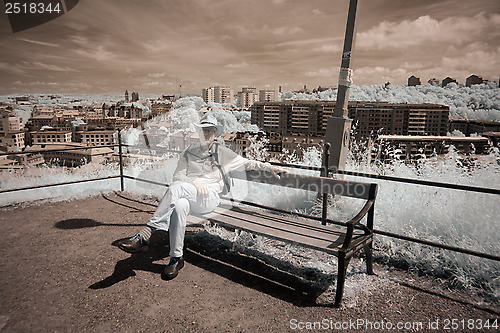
[364,242,374,275]
[334,253,351,307]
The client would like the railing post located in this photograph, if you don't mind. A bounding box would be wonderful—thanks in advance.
[117,130,124,192]
[321,143,331,225]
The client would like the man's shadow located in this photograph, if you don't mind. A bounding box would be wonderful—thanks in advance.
[88,228,330,306]
[89,231,171,289]
[55,218,330,305]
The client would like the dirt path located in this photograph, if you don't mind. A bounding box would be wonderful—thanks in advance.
[0,192,497,332]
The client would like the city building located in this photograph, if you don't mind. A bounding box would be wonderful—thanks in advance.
[428,78,440,85]
[29,130,72,145]
[237,87,258,109]
[25,142,114,167]
[202,86,234,104]
[465,75,484,87]
[448,119,500,136]
[0,115,25,152]
[202,87,216,103]
[75,130,117,146]
[251,101,449,139]
[375,135,490,160]
[0,131,25,152]
[151,102,173,117]
[15,96,30,105]
[0,116,23,132]
[483,132,500,148]
[442,77,457,87]
[258,89,277,102]
[161,94,178,102]
[214,86,233,104]
[408,75,421,86]
[0,152,44,170]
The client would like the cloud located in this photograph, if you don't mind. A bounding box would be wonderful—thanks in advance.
[271,26,303,36]
[273,37,340,48]
[0,62,25,74]
[305,67,339,78]
[313,44,341,53]
[441,46,500,73]
[73,45,115,61]
[17,38,59,47]
[14,81,59,86]
[139,81,161,88]
[12,80,93,91]
[312,9,325,16]
[232,24,303,36]
[354,66,409,83]
[21,62,78,72]
[225,62,249,68]
[148,73,167,78]
[357,12,500,50]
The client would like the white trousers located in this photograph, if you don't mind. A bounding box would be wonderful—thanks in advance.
[147,181,220,257]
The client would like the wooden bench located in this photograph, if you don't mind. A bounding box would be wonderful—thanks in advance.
[188,170,378,306]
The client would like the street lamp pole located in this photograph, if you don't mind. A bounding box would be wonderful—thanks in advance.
[325,0,358,171]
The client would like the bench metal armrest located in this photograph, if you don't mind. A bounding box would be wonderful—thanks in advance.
[341,198,375,251]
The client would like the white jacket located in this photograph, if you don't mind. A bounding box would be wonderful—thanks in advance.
[173,142,272,194]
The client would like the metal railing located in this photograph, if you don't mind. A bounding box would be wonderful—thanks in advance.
[1,133,499,262]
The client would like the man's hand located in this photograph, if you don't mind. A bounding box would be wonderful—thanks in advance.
[192,179,211,198]
[269,166,289,179]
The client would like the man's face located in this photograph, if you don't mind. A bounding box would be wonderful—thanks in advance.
[202,127,217,144]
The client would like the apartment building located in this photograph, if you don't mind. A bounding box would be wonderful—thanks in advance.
[0,116,25,152]
[236,87,258,109]
[214,86,233,104]
[0,116,23,132]
[202,87,216,103]
[251,101,449,139]
[259,89,277,102]
[349,102,449,137]
[30,130,72,145]
[0,131,25,152]
[448,118,500,136]
[151,101,173,117]
[75,130,117,146]
[26,142,114,167]
[202,86,234,104]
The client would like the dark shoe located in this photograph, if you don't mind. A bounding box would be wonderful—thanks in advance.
[162,257,184,280]
[117,234,148,253]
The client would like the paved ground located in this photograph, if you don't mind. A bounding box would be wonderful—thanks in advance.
[0,192,498,332]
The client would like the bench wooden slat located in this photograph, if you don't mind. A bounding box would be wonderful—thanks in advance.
[193,204,370,256]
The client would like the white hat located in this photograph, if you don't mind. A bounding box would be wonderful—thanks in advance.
[195,113,223,136]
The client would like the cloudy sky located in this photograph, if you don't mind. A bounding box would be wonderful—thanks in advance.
[0,0,499,95]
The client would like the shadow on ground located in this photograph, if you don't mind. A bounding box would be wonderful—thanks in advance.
[84,228,330,307]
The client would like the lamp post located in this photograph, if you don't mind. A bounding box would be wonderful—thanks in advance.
[325,0,358,172]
